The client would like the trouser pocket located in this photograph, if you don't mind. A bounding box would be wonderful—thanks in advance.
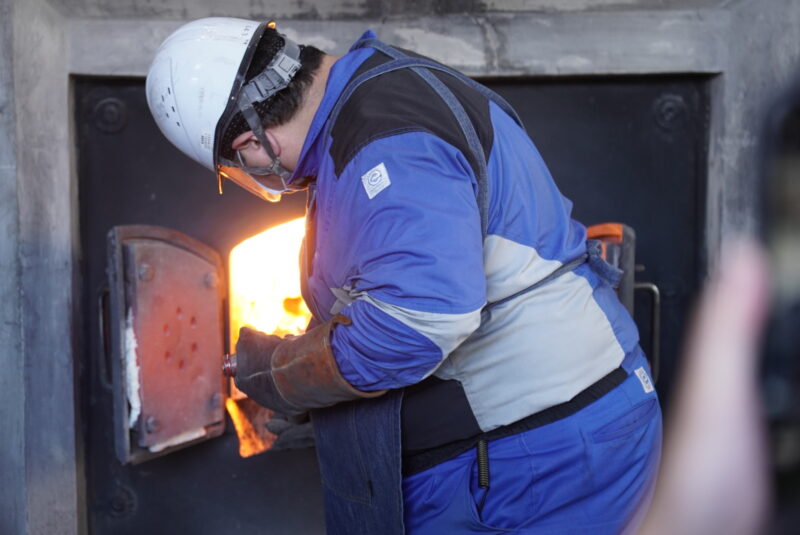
[463,439,544,531]
[585,395,662,522]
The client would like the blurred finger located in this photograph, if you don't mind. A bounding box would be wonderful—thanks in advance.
[639,237,771,535]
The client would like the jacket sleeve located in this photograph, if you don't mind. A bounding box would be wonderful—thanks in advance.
[328,132,486,391]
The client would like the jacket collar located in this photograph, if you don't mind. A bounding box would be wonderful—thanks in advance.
[291,31,378,181]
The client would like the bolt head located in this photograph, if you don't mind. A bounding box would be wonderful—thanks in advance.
[144,416,159,434]
[138,264,154,281]
[204,272,219,289]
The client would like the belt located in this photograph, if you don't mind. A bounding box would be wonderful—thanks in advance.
[402,366,628,476]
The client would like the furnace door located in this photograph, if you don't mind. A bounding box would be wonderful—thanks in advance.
[106,225,227,464]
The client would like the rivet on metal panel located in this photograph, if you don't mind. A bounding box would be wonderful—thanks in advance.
[108,485,137,518]
[176,306,183,318]
[654,94,687,132]
[144,416,160,434]
[93,97,128,134]
[138,263,154,281]
[190,316,197,328]
[204,272,219,289]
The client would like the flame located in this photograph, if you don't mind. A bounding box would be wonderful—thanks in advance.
[225,398,276,458]
[228,217,312,344]
[226,217,312,456]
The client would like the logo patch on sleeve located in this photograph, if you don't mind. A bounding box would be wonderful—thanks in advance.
[361,163,391,199]
[634,367,655,394]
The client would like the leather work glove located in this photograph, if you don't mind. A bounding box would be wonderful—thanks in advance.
[231,315,386,415]
[233,327,284,381]
[265,412,315,450]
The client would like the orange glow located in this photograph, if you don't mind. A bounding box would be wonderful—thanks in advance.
[225,217,312,456]
[225,398,275,458]
[229,217,312,345]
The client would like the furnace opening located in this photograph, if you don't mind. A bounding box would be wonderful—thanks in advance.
[226,217,312,457]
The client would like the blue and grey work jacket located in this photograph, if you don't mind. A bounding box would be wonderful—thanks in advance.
[292,35,642,530]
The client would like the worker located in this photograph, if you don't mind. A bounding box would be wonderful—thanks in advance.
[146,17,662,534]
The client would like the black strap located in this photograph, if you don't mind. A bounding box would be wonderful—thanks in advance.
[402,366,628,476]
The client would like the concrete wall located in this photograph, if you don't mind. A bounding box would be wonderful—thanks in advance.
[706,1,800,258]
[2,0,799,532]
[47,0,726,20]
[0,0,25,532]
[1,0,80,533]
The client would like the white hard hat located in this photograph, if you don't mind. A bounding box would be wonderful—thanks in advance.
[146,17,301,202]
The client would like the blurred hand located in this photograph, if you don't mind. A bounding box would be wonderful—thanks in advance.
[265,412,316,450]
[639,238,771,535]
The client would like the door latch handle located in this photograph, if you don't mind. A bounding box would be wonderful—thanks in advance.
[634,282,661,383]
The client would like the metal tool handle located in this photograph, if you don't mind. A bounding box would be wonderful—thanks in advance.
[222,353,237,377]
[634,282,661,383]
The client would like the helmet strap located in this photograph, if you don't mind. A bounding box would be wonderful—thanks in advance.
[239,39,301,104]
[231,34,302,186]
[236,97,293,184]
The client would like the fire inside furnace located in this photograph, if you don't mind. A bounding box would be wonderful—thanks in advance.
[226,217,312,457]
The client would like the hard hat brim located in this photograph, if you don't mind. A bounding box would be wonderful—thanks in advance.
[212,20,270,186]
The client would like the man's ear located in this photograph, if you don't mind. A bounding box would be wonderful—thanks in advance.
[231,130,259,152]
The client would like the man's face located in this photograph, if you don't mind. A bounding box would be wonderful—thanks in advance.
[229,129,285,192]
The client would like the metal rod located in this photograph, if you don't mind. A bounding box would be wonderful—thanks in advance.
[634,282,661,383]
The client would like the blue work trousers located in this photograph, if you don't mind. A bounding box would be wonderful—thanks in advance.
[402,354,662,534]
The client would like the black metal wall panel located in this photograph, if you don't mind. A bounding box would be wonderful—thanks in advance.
[485,76,709,407]
[76,78,321,535]
[76,75,709,533]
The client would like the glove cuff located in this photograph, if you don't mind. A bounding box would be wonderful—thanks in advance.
[271,314,386,410]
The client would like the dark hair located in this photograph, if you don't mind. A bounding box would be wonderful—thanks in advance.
[219,28,324,157]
